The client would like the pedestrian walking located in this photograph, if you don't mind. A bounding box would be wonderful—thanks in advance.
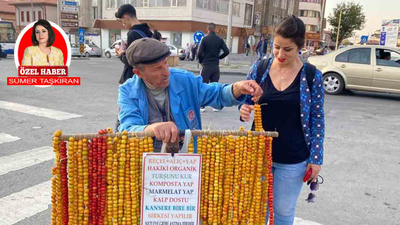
[244,39,250,56]
[240,15,325,225]
[115,4,153,84]
[191,43,199,61]
[114,4,153,130]
[185,43,191,61]
[197,22,230,112]
[118,38,263,151]
[256,35,268,60]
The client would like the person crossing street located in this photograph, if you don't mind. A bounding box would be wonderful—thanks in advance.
[197,23,230,112]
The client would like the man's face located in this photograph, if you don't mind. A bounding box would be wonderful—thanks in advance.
[134,58,170,89]
[120,15,129,28]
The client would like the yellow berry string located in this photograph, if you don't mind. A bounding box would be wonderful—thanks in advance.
[51,129,275,225]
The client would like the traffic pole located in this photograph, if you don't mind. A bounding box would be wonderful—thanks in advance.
[224,0,233,65]
[335,9,342,51]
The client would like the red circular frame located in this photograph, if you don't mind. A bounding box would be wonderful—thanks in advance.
[17,26,68,66]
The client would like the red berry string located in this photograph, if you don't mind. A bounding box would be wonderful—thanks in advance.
[88,138,94,225]
[266,137,274,225]
[98,130,108,225]
[60,141,69,225]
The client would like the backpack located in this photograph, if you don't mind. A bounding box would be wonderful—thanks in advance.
[256,58,317,91]
[130,29,151,38]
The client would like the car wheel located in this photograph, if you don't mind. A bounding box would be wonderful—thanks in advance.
[85,52,90,57]
[105,52,111,58]
[323,73,344,95]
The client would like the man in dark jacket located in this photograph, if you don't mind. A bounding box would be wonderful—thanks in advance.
[115,4,152,84]
[197,23,229,112]
[256,35,268,60]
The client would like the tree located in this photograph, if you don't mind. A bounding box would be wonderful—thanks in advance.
[328,2,366,45]
[342,39,352,46]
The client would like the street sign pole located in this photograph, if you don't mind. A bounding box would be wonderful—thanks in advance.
[248,35,255,64]
[79,28,85,57]
[224,0,233,66]
[193,31,205,71]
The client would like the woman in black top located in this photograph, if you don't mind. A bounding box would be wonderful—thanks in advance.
[240,16,325,225]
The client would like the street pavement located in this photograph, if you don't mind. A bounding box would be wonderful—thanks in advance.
[0,57,400,225]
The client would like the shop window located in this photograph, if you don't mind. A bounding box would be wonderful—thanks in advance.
[106,0,116,8]
[233,2,240,16]
[109,29,121,47]
[172,33,182,47]
[244,4,253,26]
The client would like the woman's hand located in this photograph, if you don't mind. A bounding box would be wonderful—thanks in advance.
[306,163,321,182]
[240,104,254,122]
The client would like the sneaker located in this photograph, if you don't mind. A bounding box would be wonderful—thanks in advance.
[212,108,219,112]
[200,107,206,112]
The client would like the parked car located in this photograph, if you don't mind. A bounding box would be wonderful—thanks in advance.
[71,43,102,57]
[167,44,186,60]
[71,44,81,57]
[300,48,311,61]
[308,45,400,95]
[167,44,179,55]
[105,40,123,58]
[84,44,102,57]
[178,49,186,60]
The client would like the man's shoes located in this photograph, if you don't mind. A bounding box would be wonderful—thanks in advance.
[212,108,219,112]
[200,107,206,112]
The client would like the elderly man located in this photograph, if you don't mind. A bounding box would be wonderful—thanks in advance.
[118,38,262,150]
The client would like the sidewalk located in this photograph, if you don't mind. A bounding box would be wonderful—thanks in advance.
[174,53,258,76]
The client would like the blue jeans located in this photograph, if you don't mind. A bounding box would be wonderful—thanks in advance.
[267,161,307,225]
[258,52,265,60]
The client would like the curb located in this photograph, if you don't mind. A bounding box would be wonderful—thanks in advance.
[72,57,90,60]
[183,69,247,76]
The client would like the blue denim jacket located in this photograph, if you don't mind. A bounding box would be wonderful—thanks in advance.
[245,59,325,165]
[118,68,245,132]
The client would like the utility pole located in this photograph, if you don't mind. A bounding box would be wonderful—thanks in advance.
[30,0,34,22]
[320,0,326,39]
[335,9,342,50]
[57,0,60,25]
[224,0,233,65]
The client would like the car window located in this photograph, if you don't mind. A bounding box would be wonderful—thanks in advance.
[348,48,371,65]
[376,49,400,68]
[335,50,349,62]
[168,46,175,50]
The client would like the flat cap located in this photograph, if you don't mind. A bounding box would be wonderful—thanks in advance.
[126,38,171,66]
[115,4,135,18]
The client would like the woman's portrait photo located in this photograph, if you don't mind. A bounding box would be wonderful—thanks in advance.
[21,19,64,66]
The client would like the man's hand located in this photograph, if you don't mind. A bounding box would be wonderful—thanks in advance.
[239,104,254,122]
[144,122,178,143]
[232,80,263,101]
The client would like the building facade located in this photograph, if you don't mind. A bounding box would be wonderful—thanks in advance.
[10,0,57,32]
[252,0,299,53]
[94,0,255,53]
[0,0,16,23]
[298,0,325,49]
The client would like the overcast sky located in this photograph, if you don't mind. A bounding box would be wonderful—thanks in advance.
[324,0,400,36]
